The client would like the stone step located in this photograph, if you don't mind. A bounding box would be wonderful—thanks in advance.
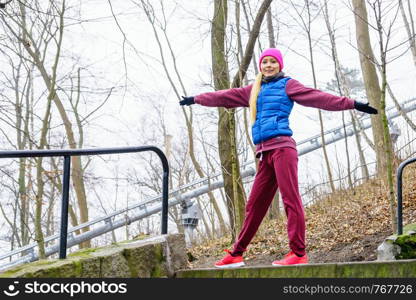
[176,259,416,278]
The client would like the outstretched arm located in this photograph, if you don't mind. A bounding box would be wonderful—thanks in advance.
[180,85,252,109]
[287,79,377,114]
[286,79,356,111]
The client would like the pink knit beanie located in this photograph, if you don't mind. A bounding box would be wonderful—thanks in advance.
[259,48,284,71]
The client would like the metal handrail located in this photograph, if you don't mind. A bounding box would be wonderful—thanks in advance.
[396,156,416,235]
[0,166,256,271]
[0,146,169,259]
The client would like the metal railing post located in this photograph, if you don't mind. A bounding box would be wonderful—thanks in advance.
[160,155,169,235]
[59,155,71,259]
[149,147,169,235]
[396,157,416,235]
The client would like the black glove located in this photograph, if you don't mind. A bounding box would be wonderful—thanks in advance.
[0,1,12,9]
[354,101,378,114]
[180,96,195,106]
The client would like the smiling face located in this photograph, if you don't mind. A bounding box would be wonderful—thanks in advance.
[260,56,280,77]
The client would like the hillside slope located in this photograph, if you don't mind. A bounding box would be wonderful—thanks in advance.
[188,165,416,268]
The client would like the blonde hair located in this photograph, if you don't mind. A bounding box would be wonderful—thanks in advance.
[249,72,263,124]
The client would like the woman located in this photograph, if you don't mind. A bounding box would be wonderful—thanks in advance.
[179,48,377,268]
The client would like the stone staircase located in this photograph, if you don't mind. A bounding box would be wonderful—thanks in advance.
[1,233,415,278]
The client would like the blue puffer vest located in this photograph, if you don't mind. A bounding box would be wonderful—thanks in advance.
[252,77,293,145]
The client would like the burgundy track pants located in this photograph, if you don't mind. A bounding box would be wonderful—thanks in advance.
[232,147,306,256]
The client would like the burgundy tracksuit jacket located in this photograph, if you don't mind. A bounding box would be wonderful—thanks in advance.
[195,78,355,256]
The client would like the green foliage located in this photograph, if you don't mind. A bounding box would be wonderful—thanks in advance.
[395,235,416,259]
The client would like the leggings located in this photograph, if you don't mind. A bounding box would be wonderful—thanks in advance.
[232,147,306,256]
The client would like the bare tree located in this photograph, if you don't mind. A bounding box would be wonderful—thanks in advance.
[0,0,119,249]
[240,0,260,74]
[352,0,406,232]
[211,0,273,239]
[0,47,33,248]
[326,66,371,181]
[321,0,365,189]
[288,0,336,193]
[135,0,228,236]
[351,0,390,179]
[370,0,401,232]
[235,0,256,160]
[399,0,416,67]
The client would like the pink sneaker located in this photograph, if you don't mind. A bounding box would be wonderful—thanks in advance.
[272,251,308,266]
[214,250,245,268]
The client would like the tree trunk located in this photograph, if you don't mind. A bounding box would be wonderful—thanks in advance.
[212,0,245,239]
[212,0,273,239]
[306,27,336,192]
[241,0,259,74]
[138,0,228,236]
[14,61,31,247]
[267,8,276,48]
[235,0,256,159]
[232,0,273,88]
[352,0,389,177]
[380,65,397,233]
[374,0,397,233]
[350,111,370,181]
[34,84,54,259]
[322,0,356,189]
[16,1,91,248]
[292,0,336,193]
[399,0,416,67]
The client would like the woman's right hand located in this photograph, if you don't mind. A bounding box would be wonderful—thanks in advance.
[180,96,195,106]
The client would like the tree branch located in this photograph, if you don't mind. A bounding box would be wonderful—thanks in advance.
[232,0,273,88]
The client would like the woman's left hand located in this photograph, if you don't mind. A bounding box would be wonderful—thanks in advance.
[354,101,378,114]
